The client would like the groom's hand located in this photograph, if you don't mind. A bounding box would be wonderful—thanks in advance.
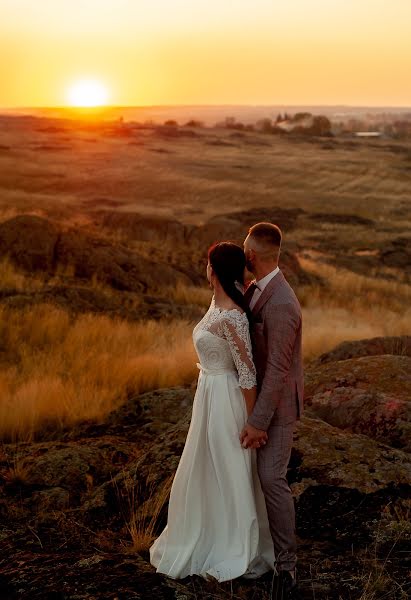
[240,424,268,449]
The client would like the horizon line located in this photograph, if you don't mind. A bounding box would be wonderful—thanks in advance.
[1,103,411,111]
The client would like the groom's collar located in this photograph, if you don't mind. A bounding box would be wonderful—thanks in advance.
[255,266,280,293]
[251,269,285,315]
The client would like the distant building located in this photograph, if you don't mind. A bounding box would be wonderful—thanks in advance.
[354,131,382,138]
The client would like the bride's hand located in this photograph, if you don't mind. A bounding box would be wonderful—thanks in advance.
[239,424,268,449]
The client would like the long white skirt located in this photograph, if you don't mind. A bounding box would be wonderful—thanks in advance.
[149,369,275,582]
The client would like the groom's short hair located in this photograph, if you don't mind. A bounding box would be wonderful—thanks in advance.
[248,222,282,249]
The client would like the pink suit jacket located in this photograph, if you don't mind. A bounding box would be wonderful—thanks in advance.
[247,270,304,430]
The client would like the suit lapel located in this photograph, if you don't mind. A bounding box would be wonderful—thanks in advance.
[252,270,285,317]
[243,281,257,306]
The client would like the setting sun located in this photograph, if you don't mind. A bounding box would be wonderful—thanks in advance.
[67,79,109,107]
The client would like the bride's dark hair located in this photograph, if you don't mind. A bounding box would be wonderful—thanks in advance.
[208,242,251,321]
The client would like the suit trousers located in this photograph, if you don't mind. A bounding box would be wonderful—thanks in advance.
[256,421,297,572]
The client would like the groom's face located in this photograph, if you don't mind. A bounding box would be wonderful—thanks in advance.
[243,235,256,274]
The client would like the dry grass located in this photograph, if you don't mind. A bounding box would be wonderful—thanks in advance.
[1,118,410,227]
[302,305,411,363]
[299,258,411,362]
[0,257,144,316]
[1,444,30,486]
[1,118,410,444]
[0,303,197,441]
[299,257,411,313]
[167,281,212,309]
[0,259,410,438]
[357,515,411,600]
[0,257,44,293]
[116,471,174,553]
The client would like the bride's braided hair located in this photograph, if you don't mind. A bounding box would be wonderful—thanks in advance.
[208,242,251,322]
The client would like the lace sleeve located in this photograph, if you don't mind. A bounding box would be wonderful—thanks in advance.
[221,312,257,389]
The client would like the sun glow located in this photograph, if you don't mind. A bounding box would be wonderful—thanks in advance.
[67,79,109,107]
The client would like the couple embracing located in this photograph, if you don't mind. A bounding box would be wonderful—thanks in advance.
[150,222,304,598]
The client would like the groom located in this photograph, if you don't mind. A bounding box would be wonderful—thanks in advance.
[240,222,304,598]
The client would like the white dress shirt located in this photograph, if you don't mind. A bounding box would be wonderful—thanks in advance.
[249,266,280,310]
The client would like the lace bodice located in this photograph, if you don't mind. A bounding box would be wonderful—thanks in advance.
[192,297,257,389]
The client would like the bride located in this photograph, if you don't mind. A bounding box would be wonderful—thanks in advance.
[150,242,275,582]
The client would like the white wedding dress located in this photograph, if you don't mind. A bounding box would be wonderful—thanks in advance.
[149,297,275,582]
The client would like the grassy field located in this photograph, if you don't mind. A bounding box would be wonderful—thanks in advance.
[0,299,197,441]
[0,255,409,441]
[0,114,410,440]
[1,116,410,229]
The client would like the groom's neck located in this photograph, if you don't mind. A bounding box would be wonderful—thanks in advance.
[254,262,278,282]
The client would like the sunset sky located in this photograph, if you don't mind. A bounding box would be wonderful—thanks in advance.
[1,0,410,108]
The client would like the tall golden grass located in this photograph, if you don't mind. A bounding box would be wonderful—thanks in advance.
[299,256,411,313]
[0,256,410,439]
[0,303,197,441]
[116,472,174,553]
[0,257,44,293]
[0,256,129,300]
[167,281,212,308]
[299,257,411,361]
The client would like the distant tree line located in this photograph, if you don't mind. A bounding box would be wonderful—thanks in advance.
[216,113,333,137]
[151,111,411,139]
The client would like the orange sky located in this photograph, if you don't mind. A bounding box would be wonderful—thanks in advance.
[1,0,410,107]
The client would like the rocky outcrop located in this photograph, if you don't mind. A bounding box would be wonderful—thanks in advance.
[380,236,411,272]
[0,551,190,600]
[77,404,410,599]
[198,206,304,239]
[314,335,411,364]
[0,284,136,318]
[53,229,192,292]
[94,211,188,244]
[60,386,194,443]
[94,206,304,246]
[100,409,410,513]
[1,368,410,598]
[91,206,314,288]
[305,355,411,451]
[0,215,194,293]
[312,232,411,279]
[0,285,204,323]
[191,208,314,286]
[0,214,59,271]
[4,437,140,509]
[87,410,410,529]
[0,212,315,299]
[306,212,374,227]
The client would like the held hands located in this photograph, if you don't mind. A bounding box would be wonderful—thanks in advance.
[239,424,268,449]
